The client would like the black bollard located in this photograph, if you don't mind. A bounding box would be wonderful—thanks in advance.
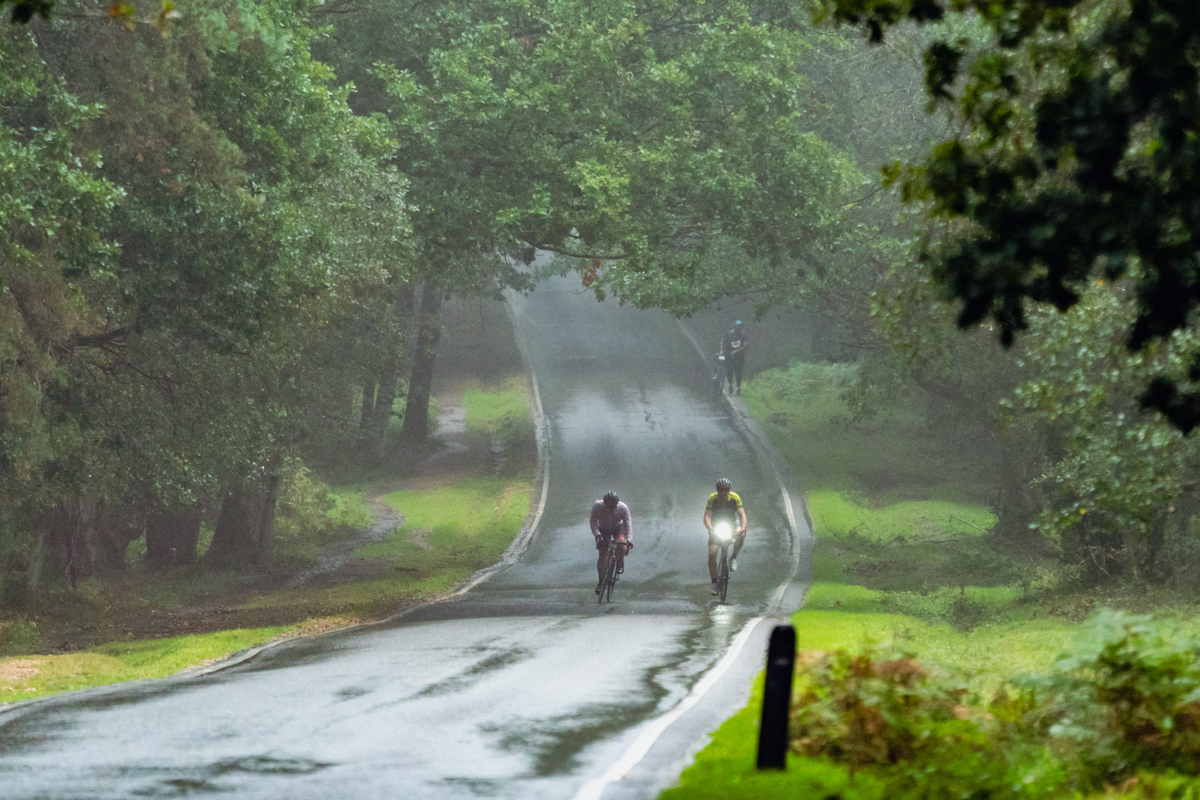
[756,624,795,770]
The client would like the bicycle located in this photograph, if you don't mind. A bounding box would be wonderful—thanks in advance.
[598,536,623,603]
[712,354,727,396]
[711,521,736,603]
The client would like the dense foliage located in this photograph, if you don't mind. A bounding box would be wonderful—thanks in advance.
[0,0,410,598]
[0,0,912,603]
[1,0,1199,646]
[821,0,1200,432]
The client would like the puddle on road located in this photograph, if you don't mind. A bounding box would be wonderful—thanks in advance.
[419,646,533,698]
[475,609,741,779]
[442,776,505,796]
[127,755,333,797]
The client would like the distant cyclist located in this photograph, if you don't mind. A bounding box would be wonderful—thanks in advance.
[719,320,748,394]
[591,491,633,595]
[704,478,747,594]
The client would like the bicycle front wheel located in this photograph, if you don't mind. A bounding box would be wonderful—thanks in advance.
[601,553,618,603]
[718,548,730,603]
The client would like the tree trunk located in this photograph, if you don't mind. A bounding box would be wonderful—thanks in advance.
[358,377,376,439]
[85,508,142,574]
[204,475,280,569]
[994,430,1039,547]
[400,283,444,444]
[205,490,253,568]
[52,501,88,589]
[252,474,279,564]
[145,508,203,569]
[371,285,416,457]
[371,357,400,447]
[24,526,47,600]
[1144,515,1167,574]
[332,378,354,452]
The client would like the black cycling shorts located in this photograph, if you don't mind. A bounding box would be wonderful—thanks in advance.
[596,529,629,550]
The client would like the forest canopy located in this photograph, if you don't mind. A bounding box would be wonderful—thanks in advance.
[0,0,1198,610]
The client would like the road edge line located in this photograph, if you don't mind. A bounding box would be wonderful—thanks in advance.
[187,297,554,675]
[562,320,814,798]
[572,616,766,800]
[675,319,812,614]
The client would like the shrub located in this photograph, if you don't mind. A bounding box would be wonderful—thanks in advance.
[275,455,365,543]
[790,647,1065,798]
[0,618,40,656]
[791,648,981,767]
[1023,611,1200,786]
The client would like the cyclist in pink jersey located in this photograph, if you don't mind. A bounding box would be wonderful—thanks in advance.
[590,491,633,594]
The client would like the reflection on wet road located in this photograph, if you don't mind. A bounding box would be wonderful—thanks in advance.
[0,276,803,799]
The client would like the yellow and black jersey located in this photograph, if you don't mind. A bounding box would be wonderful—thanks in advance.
[706,491,743,520]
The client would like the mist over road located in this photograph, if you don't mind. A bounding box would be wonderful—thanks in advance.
[0,275,809,799]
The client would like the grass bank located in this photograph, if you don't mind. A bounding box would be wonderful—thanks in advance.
[747,361,1024,627]
[239,476,533,617]
[0,626,294,705]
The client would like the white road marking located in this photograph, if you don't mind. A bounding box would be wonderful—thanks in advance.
[572,615,767,800]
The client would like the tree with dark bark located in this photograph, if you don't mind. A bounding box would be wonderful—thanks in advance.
[400,283,445,445]
[204,475,280,569]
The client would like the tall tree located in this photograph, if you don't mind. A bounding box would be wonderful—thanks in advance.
[0,0,411,591]
[316,0,863,438]
[821,0,1200,431]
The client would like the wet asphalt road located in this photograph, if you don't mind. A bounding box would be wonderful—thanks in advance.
[0,275,810,799]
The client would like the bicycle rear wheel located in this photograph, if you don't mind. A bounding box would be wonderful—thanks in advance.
[713,363,725,396]
[717,548,730,603]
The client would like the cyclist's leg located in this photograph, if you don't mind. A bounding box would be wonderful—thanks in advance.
[731,354,744,391]
[732,531,746,559]
[596,537,608,585]
[707,538,719,581]
[616,535,628,572]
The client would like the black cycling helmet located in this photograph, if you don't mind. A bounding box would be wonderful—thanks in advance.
[715,478,732,491]
[603,491,620,506]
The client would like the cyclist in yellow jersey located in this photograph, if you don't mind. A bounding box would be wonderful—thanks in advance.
[704,477,747,594]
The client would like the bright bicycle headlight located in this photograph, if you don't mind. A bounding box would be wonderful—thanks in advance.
[713,522,733,542]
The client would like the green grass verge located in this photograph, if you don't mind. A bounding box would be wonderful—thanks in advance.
[808,490,995,544]
[359,477,533,569]
[463,378,532,441]
[662,606,1078,800]
[744,362,995,504]
[242,477,533,616]
[461,376,536,474]
[0,625,293,704]
[747,362,1019,616]
[328,488,374,531]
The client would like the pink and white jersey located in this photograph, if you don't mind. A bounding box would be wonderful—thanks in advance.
[589,500,632,541]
